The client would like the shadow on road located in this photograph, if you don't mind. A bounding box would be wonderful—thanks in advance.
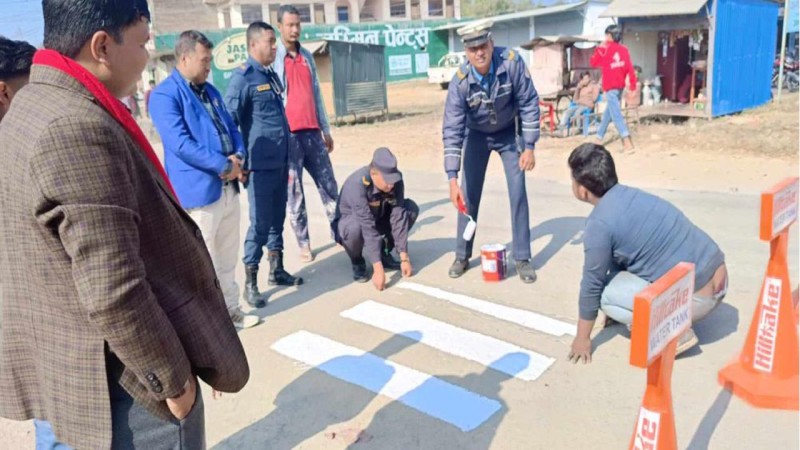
[694,302,739,346]
[529,216,585,270]
[686,389,733,450]
[211,333,421,450]
[347,352,529,450]
[590,301,739,358]
[493,216,585,276]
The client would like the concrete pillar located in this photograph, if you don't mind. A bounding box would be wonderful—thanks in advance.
[380,0,390,20]
[448,29,455,52]
[350,0,361,23]
[261,4,270,24]
[325,2,337,24]
[230,5,244,28]
[421,0,429,19]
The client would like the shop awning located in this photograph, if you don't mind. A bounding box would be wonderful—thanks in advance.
[600,0,709,18]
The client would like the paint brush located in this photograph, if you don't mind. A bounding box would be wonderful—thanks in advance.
[457,197,477,241]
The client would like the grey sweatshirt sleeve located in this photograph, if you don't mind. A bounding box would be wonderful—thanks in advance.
[579,219,614,321]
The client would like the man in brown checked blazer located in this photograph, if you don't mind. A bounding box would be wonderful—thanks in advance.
[0,1,249,449]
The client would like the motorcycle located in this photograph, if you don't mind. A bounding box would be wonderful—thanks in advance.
[772,56,800,93]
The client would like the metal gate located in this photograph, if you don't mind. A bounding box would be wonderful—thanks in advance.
[329,40,388,123]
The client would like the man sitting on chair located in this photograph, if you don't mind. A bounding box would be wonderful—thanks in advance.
[558,71,599,136]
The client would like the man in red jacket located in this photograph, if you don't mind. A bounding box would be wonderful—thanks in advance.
[591,25,637,151]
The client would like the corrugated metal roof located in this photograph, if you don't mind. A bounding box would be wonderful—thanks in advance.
[521,34,604,49]
[303,40,328,55]
[600,0,708,18]
[433,1,587,31]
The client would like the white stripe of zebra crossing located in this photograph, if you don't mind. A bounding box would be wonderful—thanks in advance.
[341,301,554,381]
[271,331,501,432]
[397,282,577,337]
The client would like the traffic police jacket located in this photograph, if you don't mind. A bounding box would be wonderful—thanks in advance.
[442,47,540,176]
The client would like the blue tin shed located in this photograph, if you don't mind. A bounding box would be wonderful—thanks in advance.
[602,0,781,118]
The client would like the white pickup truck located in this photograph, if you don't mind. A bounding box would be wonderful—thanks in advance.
[427,52,466,89]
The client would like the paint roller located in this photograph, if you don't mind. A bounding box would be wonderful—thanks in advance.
[457,197,477,241]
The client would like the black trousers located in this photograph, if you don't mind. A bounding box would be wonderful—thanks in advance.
[337,199,419,262]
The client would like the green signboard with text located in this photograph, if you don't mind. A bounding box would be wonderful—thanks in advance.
[155,19,463,92]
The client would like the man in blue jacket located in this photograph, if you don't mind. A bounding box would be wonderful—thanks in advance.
[225,21,304,290]
[150,30,260,328]
[443,22,540,283]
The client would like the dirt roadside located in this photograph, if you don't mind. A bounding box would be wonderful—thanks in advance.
[321,80,799,194]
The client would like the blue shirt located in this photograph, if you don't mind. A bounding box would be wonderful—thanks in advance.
[579,184,725,320]
[186,80,236,161]
[470,61,495,93]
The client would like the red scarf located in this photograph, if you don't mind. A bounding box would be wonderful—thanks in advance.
[32,49,176,198]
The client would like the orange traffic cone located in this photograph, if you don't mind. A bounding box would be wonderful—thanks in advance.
[718,177,799,410]
[629,339,679,450]
[628,262,695,450]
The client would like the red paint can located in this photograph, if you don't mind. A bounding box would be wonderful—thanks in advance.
[481,244,508,282]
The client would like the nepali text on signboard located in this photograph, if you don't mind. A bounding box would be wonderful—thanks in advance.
[316,24,430,50]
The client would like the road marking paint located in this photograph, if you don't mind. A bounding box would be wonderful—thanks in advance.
[397,282,577,337]
[271,330,502,431]
[341,300,554,381]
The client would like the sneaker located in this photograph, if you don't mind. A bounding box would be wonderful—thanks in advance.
[448,258,469,278]
[676,327,699,356]
[229,307,260,330]
[515,260,537,284]
[299,245,315,263]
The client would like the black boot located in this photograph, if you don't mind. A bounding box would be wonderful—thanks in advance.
[269,251,304,286]
[381,251,402,271]
[243,265,268,308]
[381,236,401,270]
[351,257,368,283]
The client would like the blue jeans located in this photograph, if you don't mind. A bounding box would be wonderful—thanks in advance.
[597,89,630,140]
[600,271,728,325]
[243,167,288,266]
[35,420,73,450]
[559,105,590,135]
